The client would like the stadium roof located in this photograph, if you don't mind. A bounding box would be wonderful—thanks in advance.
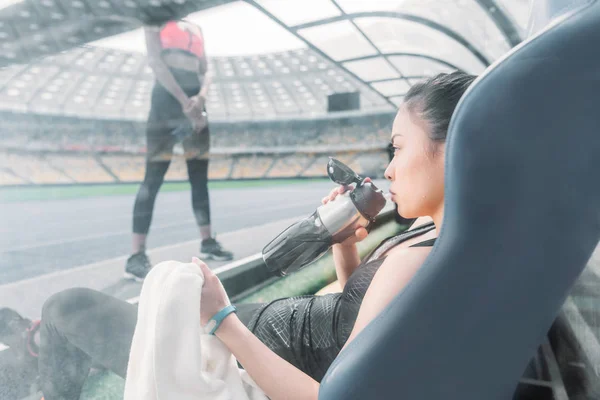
[0,0,532,120]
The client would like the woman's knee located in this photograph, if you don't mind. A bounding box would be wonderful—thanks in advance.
[143,162,169,186]
[42,288,100,325]
[138,178,163,200]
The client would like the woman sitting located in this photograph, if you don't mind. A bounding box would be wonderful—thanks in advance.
[0,71,476,400]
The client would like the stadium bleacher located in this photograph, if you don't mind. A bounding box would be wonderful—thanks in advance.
[0,151,71,184]
[267,154,313,178]
[0,111,393,150]
[0,109,394,185]
[163,155,189,182]
[0,169,25,186]
[45,154,115,184]
[99,154,146,182]
[208,156,234,180]
[230,155,274,179]
[0,146,390,185]
[0,42,404,187]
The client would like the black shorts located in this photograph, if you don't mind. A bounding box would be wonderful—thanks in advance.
[145,69,210,162]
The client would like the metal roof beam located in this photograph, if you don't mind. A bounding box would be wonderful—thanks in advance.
[290,11,491,68]
[473,0,522,47]
[245,0,397,108]
[342,53,462,74]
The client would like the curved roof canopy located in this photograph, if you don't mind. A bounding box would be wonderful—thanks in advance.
[0,0,529,118]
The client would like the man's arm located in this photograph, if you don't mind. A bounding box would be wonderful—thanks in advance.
[144,26,192,109]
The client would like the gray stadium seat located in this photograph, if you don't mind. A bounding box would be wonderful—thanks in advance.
[319,1,600,399]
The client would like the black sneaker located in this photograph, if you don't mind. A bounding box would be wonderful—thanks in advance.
[200,237,233,261]
[124,252,152,282]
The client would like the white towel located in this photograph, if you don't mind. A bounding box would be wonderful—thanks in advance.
[124,260,268,400]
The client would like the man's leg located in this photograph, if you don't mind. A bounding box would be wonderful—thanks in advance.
[38,288,137,400]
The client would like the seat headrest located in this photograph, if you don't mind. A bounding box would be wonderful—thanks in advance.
[319,1,600,399]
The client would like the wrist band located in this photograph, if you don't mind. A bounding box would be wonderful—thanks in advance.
[207,305,237,335]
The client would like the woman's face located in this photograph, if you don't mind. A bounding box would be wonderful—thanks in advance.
[384,105,445,219]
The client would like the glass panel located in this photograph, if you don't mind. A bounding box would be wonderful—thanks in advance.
[398,0,510,60]
[525,0,591,37]
[389,95,405,107]
[354,17,487,74]
[336,0,407,13]
[262,79,302,115]
[255,0,342,26]
[63,74,109,118]
[30,69,82,114]
[338,0,512,60]
[297,20,378,61]
[92,2,306,57]
[371,79,411,96]
[92,78,134,119]
[387,55,454,76]
[0,63,27,87]
[498,0,533,34]
[122,80,152,121]
[343,57,401,81]
[222,82,253,117]
[206,82,227,119]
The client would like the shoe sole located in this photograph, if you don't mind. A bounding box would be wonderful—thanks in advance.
[200,252,234,262]
[123,272,145,282]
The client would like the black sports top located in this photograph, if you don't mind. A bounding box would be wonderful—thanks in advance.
[248,222,437,381]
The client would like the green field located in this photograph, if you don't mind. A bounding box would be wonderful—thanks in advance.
[0,179,328,203]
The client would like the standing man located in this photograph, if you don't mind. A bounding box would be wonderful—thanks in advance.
[125,19,233,281]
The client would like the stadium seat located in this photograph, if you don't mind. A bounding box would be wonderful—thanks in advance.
[0,151,71,184]
[319,1,600,399]
[100,154,146,182]
[45,154,115,183]
[163,155,188,181]
[208,156,233,180]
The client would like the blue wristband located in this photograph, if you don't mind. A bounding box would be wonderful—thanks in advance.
[206,305,237,335]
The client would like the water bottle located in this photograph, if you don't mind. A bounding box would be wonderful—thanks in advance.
[262,158,387,276]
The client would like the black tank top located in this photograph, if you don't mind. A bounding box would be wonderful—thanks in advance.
[248,222,436,381]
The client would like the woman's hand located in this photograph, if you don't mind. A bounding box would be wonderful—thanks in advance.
[183,95,204,115]
[322,178,372,247]
[183,97,208,133]
[192,257,230,326]
[320,177,372,204]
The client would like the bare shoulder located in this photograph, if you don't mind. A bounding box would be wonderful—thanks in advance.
[343,246,431,348]
[379,246,432,279]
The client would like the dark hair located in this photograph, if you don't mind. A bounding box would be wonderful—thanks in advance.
[404,71,477,143]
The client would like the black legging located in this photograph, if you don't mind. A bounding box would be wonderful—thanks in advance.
[132,158,211,234]
[38,288,262,400]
